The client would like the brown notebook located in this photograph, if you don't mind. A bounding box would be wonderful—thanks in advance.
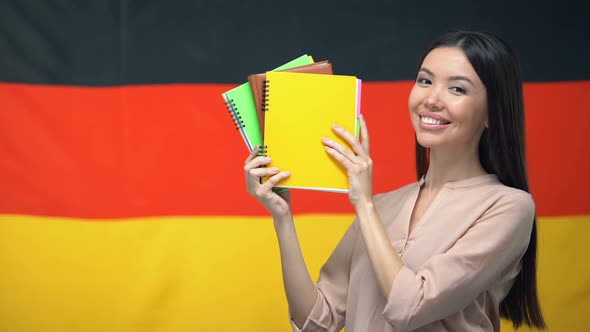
[248,60,333,136]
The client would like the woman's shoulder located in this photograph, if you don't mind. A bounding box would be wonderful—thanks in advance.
[476,176,534,203]
[445,173,533,201]
[459,175,536,217]
[487,182,535,214]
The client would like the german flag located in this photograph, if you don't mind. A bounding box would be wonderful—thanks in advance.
[1,2,588,331]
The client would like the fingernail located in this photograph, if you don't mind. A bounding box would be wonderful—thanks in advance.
[332,123,339,128]
[270,167,279,172]
[321,137,328,142]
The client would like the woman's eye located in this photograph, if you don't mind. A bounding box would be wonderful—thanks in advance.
[416,77,431,85]
[450,86,466,94]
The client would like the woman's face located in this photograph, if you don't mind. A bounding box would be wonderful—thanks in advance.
[408,47,488,152]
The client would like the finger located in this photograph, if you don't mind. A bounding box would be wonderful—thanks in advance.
[324,145,356,170]
[244,146,260,165]
[359,114,370,155]
[248,167,280,178]
[260,171,291,191]
[322,136,357,163]
[331,124,368,159]
[244,155,272,172]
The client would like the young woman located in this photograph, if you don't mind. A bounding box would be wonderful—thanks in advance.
[244,31,546,331]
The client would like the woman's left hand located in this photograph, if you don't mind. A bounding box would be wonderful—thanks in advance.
[322,114,373,208]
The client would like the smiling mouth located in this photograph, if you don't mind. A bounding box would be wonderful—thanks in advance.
[420,116,451,125]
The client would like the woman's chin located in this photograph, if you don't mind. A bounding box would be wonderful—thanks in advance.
[415,136,442,149]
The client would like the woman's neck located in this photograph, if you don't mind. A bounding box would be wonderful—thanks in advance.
[423,147,487,191]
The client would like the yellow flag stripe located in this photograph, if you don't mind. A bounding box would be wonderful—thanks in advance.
[0,214,588,331]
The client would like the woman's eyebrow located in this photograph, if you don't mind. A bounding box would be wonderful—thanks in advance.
[449,75,474,86]
[419,67,434,76]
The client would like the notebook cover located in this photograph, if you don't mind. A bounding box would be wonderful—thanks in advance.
[248,61,333,136]
[221,54,314,151]
[263,72,361,192]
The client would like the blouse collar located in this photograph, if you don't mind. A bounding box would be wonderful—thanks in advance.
[418,173,499,189]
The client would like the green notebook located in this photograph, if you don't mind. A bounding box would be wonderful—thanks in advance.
[222,54,314,151]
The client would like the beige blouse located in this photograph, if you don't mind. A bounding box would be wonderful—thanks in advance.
[291,174,535,332]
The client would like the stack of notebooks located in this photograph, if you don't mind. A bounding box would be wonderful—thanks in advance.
[221,55,362,193]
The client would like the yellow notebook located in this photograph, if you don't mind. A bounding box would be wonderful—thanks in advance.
[263,72,362,192]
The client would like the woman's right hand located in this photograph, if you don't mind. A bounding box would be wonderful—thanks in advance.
[244,146,292,218]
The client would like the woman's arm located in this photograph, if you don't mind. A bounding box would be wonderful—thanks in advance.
[382,192,535,330]
[324,117,535,330]
[244,147,353,331]
[353,198,405,297]
[323,115,405,298]
[243,148,316,326]
[273,212,318,328]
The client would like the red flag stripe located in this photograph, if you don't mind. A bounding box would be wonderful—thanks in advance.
[0,81,588,218]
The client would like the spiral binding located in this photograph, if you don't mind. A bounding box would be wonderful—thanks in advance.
[261,80,270,112]
[258,145,268,157]
[260,79,271,161]
[224,98,244,130]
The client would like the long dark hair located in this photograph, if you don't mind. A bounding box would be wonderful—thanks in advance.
[415,31,546,329]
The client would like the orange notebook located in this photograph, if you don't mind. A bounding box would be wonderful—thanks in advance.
[262,71,361,193]
[248,61,333,136]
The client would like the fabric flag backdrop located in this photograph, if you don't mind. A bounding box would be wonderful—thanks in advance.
[1,1,588,331]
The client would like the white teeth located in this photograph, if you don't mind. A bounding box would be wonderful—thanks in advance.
[420,116,446,125]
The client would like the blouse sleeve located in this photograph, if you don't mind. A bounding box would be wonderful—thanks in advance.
[383,191,535,331]
[290,220,359,332]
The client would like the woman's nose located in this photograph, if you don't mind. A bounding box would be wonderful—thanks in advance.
[424,89,443,110]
